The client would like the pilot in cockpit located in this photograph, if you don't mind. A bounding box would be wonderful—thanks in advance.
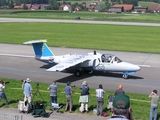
[101,55,106,62]
[102,55,112,63]
[107,56,112,62]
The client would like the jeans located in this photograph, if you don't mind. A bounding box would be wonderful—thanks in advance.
[150,105,158,120]
[0,92,8,104]
[50,96,57,108]
[96,98,104,115]
[50,96,57,103]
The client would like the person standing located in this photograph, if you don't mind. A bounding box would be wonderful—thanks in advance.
[65,81,73,113]
[22,78,32,106]
[0,79,9,105]
[149,89,159,120]
[96,84,105,116]
[48,81,58,109]
[79,81,90,113]
[114,84,125,96]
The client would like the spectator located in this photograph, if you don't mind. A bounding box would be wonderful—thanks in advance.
[0,79,8,105]
[96,84,105,116]
[48,81,58,109]
[114,84,125,96]
[79,81,90,113]
[109,93,133,120]
[22,78,32,106]
[148,89,159,120]
[65,81,73,113]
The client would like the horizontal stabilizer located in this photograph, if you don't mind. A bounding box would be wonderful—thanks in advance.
[23,39,47,44]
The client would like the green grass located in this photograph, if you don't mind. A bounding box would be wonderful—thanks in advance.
[0,78,153,120]
[0,22,160,54]
[1,10,160,23]
[138,1,160,7]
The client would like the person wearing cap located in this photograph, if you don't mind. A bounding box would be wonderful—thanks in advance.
[79,81,90,113]
[96,84,105,116]
[148,89,159,120]
[114,84,125,96]
[64,81,73,113]
[48,81,58,109]
[22,78,32,105]
[0,79,9,105]
[109,93,133,120]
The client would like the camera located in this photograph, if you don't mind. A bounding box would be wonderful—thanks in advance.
[21,79,26,83]
[36,82,39,86]
[71,85,76,88]
[2,81,10,84]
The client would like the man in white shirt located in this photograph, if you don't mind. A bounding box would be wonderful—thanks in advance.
[96,84,105,116]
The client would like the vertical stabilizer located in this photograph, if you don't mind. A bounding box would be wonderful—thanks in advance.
[23,40,54,59]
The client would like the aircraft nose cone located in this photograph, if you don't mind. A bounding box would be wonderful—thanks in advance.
[133,65,141,71]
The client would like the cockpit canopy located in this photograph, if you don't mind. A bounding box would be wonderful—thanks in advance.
[101,54,122,63]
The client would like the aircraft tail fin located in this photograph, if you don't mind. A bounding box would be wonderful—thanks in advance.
[23,40,54,61]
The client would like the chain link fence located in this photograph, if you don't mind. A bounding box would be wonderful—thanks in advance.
[0,113,23,120]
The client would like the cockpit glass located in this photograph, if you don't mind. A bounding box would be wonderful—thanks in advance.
[101,54,122,63]
[114,57,122,63]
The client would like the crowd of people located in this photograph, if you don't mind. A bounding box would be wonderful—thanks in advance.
[0,78,159,120]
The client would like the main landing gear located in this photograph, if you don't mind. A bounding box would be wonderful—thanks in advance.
[74,70,93,77]
[74,70,81,77]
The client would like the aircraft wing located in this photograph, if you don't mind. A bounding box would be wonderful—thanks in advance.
[46,54,93,72]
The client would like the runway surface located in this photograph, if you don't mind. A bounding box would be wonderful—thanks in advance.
[1,18,160,26]
[0,43,160,95]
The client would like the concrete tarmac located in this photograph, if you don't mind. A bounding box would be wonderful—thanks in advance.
[0,108,110,120]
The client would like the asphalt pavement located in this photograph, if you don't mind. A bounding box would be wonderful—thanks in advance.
[0,108,111,120]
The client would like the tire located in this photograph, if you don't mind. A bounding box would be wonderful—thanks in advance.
[74,70,81,77]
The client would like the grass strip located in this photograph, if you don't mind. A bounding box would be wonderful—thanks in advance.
[0,22,160,54]
[0,78,154,120]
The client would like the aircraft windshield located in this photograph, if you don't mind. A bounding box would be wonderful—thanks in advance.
[113,57,122,63]
[101,54,122,63]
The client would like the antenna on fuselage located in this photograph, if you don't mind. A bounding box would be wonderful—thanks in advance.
[94,51,96,55]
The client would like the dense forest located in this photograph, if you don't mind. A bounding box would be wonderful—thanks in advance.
[0,0,160,9]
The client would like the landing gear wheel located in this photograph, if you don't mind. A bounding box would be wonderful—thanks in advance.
[74,70,81,77]
[123,74,128,79]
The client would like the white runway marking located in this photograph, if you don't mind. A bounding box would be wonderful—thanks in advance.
[138,65,150,67]
[0,53,34,58]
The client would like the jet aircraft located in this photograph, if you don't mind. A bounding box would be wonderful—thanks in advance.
[23,40,140,79]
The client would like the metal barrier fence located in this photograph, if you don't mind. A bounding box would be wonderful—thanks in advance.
[0,113,23,120]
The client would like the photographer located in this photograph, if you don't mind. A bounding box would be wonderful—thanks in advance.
[47,81,58,109]
[64,81,73,113]
[22,78,32,105]
[149,89,159,120]
[0,79,9,105]
[79,81,90,113]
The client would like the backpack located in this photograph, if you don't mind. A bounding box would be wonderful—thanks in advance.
[103,112,109,117]
[81,86,89,95]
